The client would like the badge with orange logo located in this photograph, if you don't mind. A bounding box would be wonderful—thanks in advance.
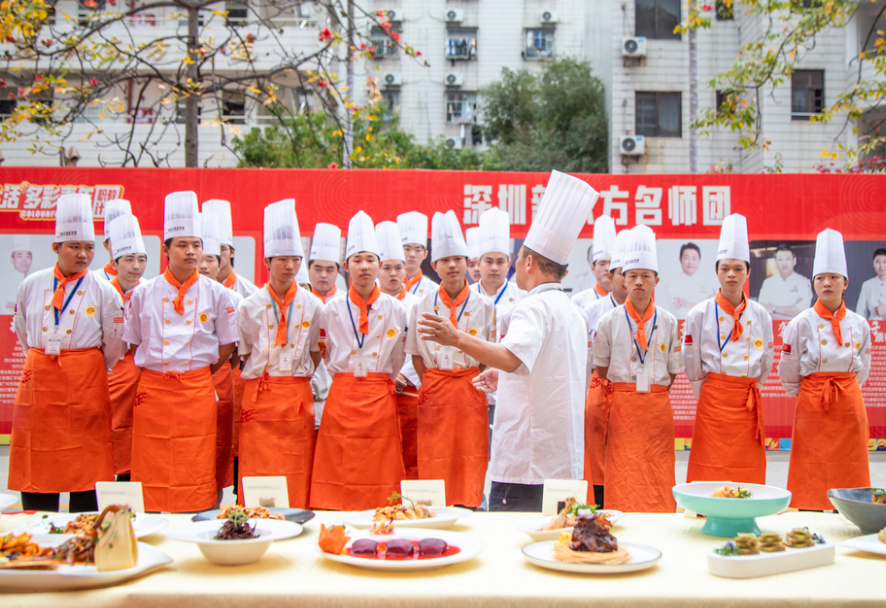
[318,341,328,360]
[84,305,97,317]
[386,328,397,338]
[199,311,209,323]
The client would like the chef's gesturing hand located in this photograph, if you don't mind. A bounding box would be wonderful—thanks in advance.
[472,368,498,393]
[417,312,460,346]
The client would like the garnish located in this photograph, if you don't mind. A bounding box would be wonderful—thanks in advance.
[318,524,350,555]
[714,540,738,556]
[870,488,885,504]
[213,509,256,540]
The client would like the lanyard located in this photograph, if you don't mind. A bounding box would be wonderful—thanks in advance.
[714,301,742,353]
[52,277,84,328]
[434,291,471,325]
[270,298,295,346]
[476,282,508,306]
[623,306,657,366]
[609,294,617,308]
[346,297,368,349]
[410,278,420,295]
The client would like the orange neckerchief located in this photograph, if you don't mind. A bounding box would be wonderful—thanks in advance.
[594,283,608,297]
[268,282,298,347]
[110,277,137,304]
[404,270,423,294]
[814,298,847,347]
[51,264,89,311]
[438,282,470,328]
[714,289,748,343]
[349,285,381,335]
[222,269,237,290]
[396,286,408,301]
[317,285,337,304]
[163,268,200,315]
[103,262,117,277]
[625,297,655,352]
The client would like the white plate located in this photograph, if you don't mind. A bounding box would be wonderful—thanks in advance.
[522,540,661,574]
[0,493,17,512]
[0,535,173,592]
[517,510,626,542]
[840,533,886,557]
[10,513,169,539]
[316,528,483,571]
[341,507,473,530]
[708,542,835,578]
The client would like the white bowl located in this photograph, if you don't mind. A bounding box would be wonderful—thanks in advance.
[165,519,303,566]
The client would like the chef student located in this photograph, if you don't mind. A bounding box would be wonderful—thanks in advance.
[593,224,683,513]
[582,226,630,508]
[779,229,872,510]
[310,211,408,511]
[237,200,321,508]
[465,227,482,283]
[11,193,126,512]
[406,211,495,508]
[105,213,148,482]
[856,248,886,320]
[419,171,594,512]
[202,199,258,299]
[376,220,421,479]
[398,211,439,297]
[571,215,616,310]
[96,198,133,281]
[758,244,813,320]
[681,214,773,485]
[123,191,239,513]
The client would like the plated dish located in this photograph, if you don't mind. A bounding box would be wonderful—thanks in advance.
[517,498,625,542]
[840,530,886,557]
[342,506,473,530]
[192,507,315,525]
[672,482,792,537]
[165,517,303,566]
[10,512,169,540]
[708,528,834,578]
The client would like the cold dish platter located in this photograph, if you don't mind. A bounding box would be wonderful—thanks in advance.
[341,493,473,530]
[707,527,834,578]
[192,505,316,525]
[10,511,169,539]
[517,497,625,542]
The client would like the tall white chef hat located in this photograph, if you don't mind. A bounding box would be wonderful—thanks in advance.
[263,199,304,259]
[478,207,510,257]
[812,228,848,279]
[622,224,658,273]
[609,229,632,272]
[11,234,32,253]
[295,262,310,284]
[202,199,234,247]
[164,191,201,241]
[103,199,132,242]
[523,171,599,265]
[310,223,341,264]
[592,214,617,262]
[431,210,469,262]
[200,212,222,257]
[397,211,428,248]
[55,193,95,243]
[346,211,380,259]
[376,221,406,263]
[465,227,480,260]
[108,214,147,259]
[716,213,750,264]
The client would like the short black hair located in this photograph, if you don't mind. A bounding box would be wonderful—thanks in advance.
[115,253,148,264]
[873,248,886,260]
[210,254,221,264]
[775,244,794,257]
[715,260,751,272]
[522,245,568,280]
[308,259,340,271]
[679,243,701,259]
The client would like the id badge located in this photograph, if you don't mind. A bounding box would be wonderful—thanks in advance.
[635,372,651,393]
[279,350,293,371]
[45,331,62,355]
[350,355,370,378]
[439,347,454,371]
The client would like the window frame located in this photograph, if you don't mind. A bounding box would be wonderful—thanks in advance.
[445,89,478,124]
[523,27,556,60]
[446,26,479,60]
[635,91,683,138]
[635,0,681,40]
[791,69,824,119]
[370,24,402,59]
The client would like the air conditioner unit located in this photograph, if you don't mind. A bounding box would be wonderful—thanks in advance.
[540,10,558,23]
[445,9,463,22]
[620,135,645,156]
[445,137,464,149]
[383,9,404,22]
[445,73,464,86]
[383,72,402,86]
[622,37,647,57]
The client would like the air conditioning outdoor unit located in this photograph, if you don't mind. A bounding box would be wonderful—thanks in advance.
[445,9,463,22]
[540,10,558,23]
[445,73,464,86]
[445,137,464,150]
[622,37,647,57]
[384,73,402,86]
[383,9,404,22]
[620,135,645,156]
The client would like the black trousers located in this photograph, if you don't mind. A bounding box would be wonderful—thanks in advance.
[488,482,544,512]
[21,490,98,513]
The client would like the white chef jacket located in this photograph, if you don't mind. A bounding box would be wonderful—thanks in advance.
[93,267,115,282]
[225,272,258,300]
[570,270,597,295]
[572,286,606,311]
[238,285,322,379]
[315,286,346,306]
[490,283,587,485]
[856,276,886,320]
[1,273,27,314]
[311,288,342,426]
[473,280,526,342]
[658,271,717,320]
[406,284,494,370]
[318,291,407,378]
[777,306,871,397]
[123,273,239,373]
[584,294,619,381]
[396,291,421,389]
[681,297,774,398]
[405,273,439,298]
[592,303,684,386]
[757,272,813,320]
[14,267,127,370]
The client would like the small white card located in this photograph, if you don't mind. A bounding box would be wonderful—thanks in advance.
[400,479,446,507]
[542,479,589,516]
[95,481,145,513]
[242,476,289,509]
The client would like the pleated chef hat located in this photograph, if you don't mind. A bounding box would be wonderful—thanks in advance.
[376,221,406,263]
[103,199,132,239]
[609,229,632,272]
[202,199,234,247]
[200,212,221,257]
[397,211,428,248]
[622,224,658,273]
[812,228,847,278]
[55,193,95,243]
[11,234,32,253]
[523,171,599,265]
[465,227,480,260]
[592,215,617,262]
[164,191,201,240]
[346,211,380,259]
[108,214,146,259]
[716,214,750,263]
[479,207,510,257]
[295,262,310,284]
[310,223,341,263]
[431,210,469,262]
[263,199,304,259]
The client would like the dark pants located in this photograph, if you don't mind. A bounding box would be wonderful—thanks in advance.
[594,485,605,509]
[116,474,131,482]
[21,490,98,513]
[489,482,544,512]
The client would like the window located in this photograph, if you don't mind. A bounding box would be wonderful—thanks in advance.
[635,92,682,137]
[446,26,478,60]
[0,89,16,117]
[523,28,555,59]
[370,25,401,59]
[225,1,247,25]
[791,70,824,118]
[382,89,400,121]
[78,0,106,24]
[222,91,246,124]
[175,98,202,124]
[635,0,680,40]
[446,90,477,123]
[715,90,728,116]
[715,0,734,20]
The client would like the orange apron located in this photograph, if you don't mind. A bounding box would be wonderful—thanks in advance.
[584,371,608,497]
[232,366,246,458]
[213,363,235,490]
[604,383,677,513]
[131,367,217,513]
[787,372,870,510]
[417,368,488,507]
[687,373,766,485]
[9,348,114,493]
[238,375,315,509]
[310,372,405,511]
[108,350,142,476]
[397,391,420,480]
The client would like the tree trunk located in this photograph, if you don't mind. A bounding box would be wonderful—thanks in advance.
[342,0,354,169]
[688,7,698,174]
[185,5,200,168]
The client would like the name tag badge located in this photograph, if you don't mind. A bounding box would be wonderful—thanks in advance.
[351,354,369,378]
[279,350,293,371]
[636,372,651,393]
[45,330,62,355]
[439,347,454,371]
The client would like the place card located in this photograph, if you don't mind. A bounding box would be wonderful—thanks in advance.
[541,479,588,515]
[242,476,290,509]
[95,481,145,513]
[400,480,446,507]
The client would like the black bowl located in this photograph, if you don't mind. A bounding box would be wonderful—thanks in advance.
[827,488,886,535]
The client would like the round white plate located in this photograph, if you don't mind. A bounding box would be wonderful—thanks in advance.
[316,528,484,571]
[341,507,473,530]
[840,534,886,557]
[165,518,303,544]
[0,493,17,512]
[10,513,169,539]
[522,540,661,574]
[516,510,626,542]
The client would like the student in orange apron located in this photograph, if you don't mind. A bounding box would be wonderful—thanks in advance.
[779,229,872,510]
[11,193,126,512]
[95,199,132,282]
[398,211,439,297]
[310,211,408,511]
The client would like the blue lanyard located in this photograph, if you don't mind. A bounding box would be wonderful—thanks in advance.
[346,296,368,349]
[270,298,295,346]
[434,290,470,325]
[715,301,743,353]
[609,294,617,308]
[476,282,508,306]
[52,277,84,327]
[409,278,420,295]
[623,306,657,365]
